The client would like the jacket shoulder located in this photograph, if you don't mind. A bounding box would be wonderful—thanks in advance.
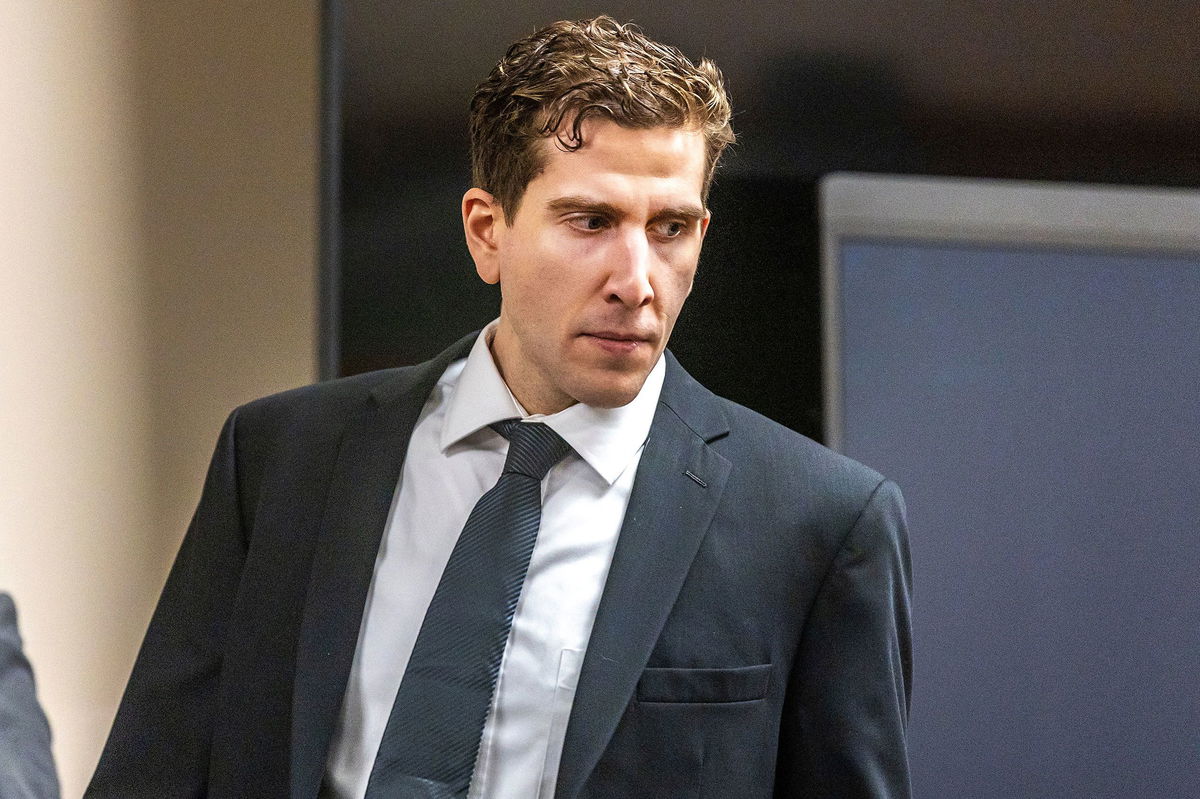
[238,367,411,420]
[208,367,420,469]
[707,396,907,601]
[709,395,897,542]
[714,396,885,491]
[230,331,479,436]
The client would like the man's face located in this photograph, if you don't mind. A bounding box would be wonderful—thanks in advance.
[464,119,710,414]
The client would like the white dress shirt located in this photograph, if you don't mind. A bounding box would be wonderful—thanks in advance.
[322,323,665,799]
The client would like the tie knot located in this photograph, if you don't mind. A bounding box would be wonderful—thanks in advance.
[490,420,572,480]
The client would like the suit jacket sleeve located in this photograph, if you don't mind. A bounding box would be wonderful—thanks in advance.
[0,593,61,799]
[776,478,914,798]
[87,410,250,798]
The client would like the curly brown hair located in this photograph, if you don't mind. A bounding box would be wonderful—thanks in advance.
[469,16,735,220]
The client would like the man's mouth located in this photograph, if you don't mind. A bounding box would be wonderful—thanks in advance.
[580,330,654,354]
[585,330,651,342]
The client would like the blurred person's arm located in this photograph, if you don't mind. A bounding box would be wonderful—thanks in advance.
[0,592,61,799]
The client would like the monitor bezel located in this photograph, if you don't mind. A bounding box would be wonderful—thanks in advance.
[818,173,1200,450]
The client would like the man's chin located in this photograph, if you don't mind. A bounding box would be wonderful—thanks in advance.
[569,372,648,409]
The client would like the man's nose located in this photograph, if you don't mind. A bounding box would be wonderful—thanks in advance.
[605,228,654,308]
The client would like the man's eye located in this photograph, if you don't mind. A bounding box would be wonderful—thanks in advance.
[569,215,607,231]
[655,220,687,238]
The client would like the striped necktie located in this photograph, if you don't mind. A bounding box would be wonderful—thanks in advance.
[364,419,572,798]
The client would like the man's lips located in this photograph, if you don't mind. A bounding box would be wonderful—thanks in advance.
[581,330,654,343]
[579,330,656,355]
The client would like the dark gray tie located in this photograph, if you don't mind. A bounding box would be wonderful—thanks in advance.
[364,420,572,799]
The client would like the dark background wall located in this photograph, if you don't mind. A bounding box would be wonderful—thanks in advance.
[327,0,1198,443]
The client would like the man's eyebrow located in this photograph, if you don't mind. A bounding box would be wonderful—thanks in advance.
[545,196,622,217]
[650,204,707,223]
[546,195,706,221]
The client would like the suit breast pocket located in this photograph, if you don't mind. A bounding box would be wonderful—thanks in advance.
[635,663,772,704]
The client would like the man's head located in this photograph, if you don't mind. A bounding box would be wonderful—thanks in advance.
[463,17,734,414]
[469,17,734,222]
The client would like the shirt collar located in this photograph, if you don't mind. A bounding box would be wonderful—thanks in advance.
[440,320,665,485]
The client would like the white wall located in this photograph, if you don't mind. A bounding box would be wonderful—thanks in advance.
[0,3,319,794]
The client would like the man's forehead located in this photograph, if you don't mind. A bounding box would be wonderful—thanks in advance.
[548,118,703,151]
[528,123,707,203]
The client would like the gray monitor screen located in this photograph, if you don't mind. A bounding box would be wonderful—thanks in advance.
[835,236,1200,798]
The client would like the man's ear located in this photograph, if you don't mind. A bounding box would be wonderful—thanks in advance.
[700,208,712,240]
[463,188,505,285]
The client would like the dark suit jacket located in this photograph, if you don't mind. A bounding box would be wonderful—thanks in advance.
[87,333,912,798]
[1,593,60,799]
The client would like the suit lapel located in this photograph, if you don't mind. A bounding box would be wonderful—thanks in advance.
[555,354,732,799]
[289,333,477,799]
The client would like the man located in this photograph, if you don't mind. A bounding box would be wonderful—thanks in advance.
[88,17,911,799]
[1,593,61,799]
